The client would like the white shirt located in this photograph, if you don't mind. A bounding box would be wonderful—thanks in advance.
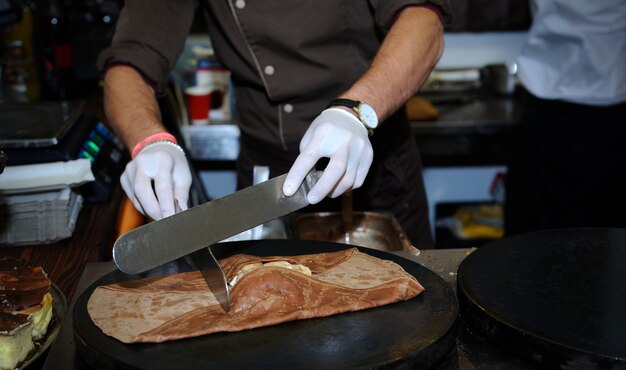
[517,0,626,106]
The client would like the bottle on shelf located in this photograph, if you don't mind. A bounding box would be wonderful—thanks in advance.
[1,2,41,102]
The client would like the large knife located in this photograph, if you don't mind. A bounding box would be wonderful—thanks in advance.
[113,171,321,275]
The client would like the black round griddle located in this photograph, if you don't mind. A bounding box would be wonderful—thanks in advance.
[74,240,459,370]
[457,228,626,370]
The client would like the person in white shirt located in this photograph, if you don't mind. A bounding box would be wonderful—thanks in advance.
[505,0,626,235]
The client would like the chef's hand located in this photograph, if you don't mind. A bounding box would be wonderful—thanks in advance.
[283,108,373,203]
[120,141,192,220]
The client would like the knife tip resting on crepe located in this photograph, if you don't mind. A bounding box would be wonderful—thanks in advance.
[88,248,424,344]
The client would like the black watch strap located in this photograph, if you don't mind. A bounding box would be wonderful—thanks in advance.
[327,98,360,109]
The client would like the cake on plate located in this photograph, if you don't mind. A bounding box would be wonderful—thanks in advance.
[0,258,53,370]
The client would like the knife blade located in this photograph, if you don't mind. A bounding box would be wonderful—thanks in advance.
[113,171,322,275]
[184,247,230,311]
[185,165,270,312]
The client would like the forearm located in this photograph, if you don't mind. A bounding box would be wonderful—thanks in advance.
[103,65,167,150]
[340,6,444,122]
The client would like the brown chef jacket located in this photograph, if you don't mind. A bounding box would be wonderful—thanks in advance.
[97,0,451,248]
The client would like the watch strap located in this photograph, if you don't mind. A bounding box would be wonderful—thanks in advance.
[326,98,360,110]
[326,98,374,136]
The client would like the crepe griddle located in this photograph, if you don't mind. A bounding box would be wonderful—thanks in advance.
[73,240,458,369]
[457,228,626,369]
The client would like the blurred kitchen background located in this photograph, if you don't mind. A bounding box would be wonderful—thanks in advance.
[0,0,532,248]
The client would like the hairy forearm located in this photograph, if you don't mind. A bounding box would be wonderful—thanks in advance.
[340,6,444,122]
[103,65,167,150]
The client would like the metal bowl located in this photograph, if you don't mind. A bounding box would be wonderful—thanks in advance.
[293,211,420,257]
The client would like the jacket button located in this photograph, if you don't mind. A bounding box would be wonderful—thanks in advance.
[235,0,245,9]
[283,104,293,113]
[264,65,275,76]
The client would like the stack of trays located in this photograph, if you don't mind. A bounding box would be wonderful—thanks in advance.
[0,187,83,246]
[0,158,94,246]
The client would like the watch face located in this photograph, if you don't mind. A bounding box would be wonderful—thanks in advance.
[358,103,378,129]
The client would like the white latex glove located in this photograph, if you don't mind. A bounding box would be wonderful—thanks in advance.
[120,141,192,220]
[283,108,374,203]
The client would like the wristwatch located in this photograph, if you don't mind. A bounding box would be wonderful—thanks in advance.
[327,98,378,136]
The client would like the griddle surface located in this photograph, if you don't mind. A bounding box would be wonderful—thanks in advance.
[74,240,458,369]
[457,228,626,369]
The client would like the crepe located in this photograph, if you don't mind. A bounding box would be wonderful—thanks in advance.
[88,248,424,343]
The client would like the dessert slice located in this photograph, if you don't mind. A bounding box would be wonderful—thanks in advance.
[0,258,53,368]
[0,312,34,370]
[19,292,53,341]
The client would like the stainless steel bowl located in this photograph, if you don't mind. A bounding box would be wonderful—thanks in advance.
[293,211,420,257]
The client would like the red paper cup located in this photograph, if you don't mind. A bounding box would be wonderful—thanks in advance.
[185,86,212,125]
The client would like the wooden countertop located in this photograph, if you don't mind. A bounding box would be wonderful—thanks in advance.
[0,184,124,302]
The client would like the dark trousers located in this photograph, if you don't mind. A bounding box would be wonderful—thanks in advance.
[504,91,626,236]
[236,114,434,249]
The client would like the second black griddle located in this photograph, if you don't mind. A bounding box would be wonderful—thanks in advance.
[73,240,459,369]
[457,228,626,370]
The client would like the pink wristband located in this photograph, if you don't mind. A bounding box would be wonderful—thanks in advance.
[131,133,178,158]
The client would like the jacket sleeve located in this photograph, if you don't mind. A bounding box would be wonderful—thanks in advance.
[370,0,452,33]
[96,0,197,93]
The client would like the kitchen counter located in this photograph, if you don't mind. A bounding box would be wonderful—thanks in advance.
[412,93,520,133]
[412,91,521,167]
